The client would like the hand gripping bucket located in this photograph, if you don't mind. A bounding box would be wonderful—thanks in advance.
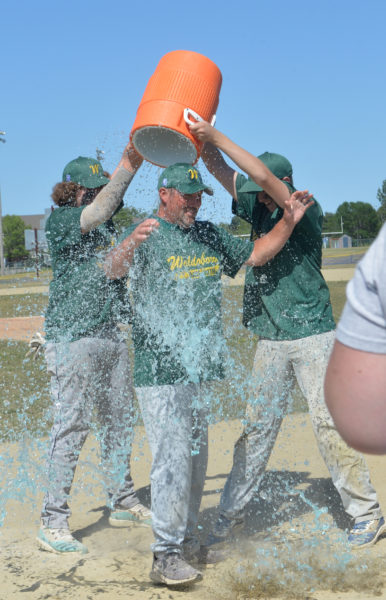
[131,50,222,167]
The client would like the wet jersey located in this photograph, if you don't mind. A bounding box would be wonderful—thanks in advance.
[120,216,254,387]
[234,173,335,340]
[45,206,130,342]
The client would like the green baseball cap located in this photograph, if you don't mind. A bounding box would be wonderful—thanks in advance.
[62,156,110,189]
[158,163,213,196]
[238,152,293,194]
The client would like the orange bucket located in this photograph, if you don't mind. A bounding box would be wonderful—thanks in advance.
[131,50,222,167]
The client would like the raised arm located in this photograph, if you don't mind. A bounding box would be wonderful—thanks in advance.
[200,142,237,197]
[80,140,143,233]
[104,218,159,279]
[190,120,290,208]
[246,190,313,266]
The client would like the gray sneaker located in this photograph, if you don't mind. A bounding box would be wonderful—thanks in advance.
[206,513,244,545]
[186,545,227,567]
[150,552,202,586]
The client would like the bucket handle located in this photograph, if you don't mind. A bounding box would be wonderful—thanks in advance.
[184,108,216,127]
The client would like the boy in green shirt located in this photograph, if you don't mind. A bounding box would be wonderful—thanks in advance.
[37,141,151,556]
[189,119,385,551]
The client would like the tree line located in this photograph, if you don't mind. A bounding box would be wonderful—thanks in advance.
[1,207,148,264]
[2,178,386,264]
[220,179,386,241]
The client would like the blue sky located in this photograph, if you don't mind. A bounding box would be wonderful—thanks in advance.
[1,0,385,225]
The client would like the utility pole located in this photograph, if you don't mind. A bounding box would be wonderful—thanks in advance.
[34,228,40,278]
[0,130,6,276]
[96,148,105,162]
[0,185,4,276]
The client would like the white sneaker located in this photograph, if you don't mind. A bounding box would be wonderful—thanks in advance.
[37,526,88,554]
[109,502,152,527]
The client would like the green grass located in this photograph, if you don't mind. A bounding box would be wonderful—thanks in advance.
[328,280,348,323]
[0,281,348,441]
[322,246,368,258]
[0,294,48,318]
[0,269,51,288]
[0,340,51,442]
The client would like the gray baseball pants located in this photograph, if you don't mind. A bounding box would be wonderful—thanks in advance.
[136,383,209,555]
[41,329,139,528]
[219,330,382,524]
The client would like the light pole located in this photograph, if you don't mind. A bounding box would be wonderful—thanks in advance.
[96,148,105,162]
[0,131,6,276]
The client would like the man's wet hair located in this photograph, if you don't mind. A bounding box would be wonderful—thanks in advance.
[51,181,80,207]
[51,172,110,207]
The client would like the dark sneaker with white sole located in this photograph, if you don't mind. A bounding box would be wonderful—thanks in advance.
[206,513,244,545]
[150,552,202,586]
[186,544,228,567]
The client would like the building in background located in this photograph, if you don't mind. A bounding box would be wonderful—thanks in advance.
[327,234,352,249]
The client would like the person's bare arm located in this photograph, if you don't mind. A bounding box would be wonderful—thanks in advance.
[190,120,290,208]
[80,141,143,233]
[200,142,237,197]
[246,191,313,266]
[325,341,386,454]
[110,140,143,179]
[104,218,159,279]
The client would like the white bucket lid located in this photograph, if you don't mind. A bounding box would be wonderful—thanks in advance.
[132,126,197,167]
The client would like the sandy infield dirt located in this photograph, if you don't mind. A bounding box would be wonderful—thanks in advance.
[2,417,386,600]
[0,315,45,341]
[3,267,386,600]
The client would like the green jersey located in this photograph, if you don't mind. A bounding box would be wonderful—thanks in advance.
[120,216,254,387]
[234,174,335,340]
[45,206,130,342]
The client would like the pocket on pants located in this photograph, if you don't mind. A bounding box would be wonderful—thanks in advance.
[44,342,58,377]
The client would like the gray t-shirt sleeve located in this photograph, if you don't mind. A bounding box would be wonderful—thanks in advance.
[336,223,386,353]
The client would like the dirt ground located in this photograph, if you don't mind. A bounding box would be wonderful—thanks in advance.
[2,416,386,600]
[3,266,386,600]
[0,315,45,341]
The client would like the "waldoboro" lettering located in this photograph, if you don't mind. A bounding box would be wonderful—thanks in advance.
[167,253,219,271]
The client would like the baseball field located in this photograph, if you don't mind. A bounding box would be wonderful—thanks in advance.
[1,263,386,600]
